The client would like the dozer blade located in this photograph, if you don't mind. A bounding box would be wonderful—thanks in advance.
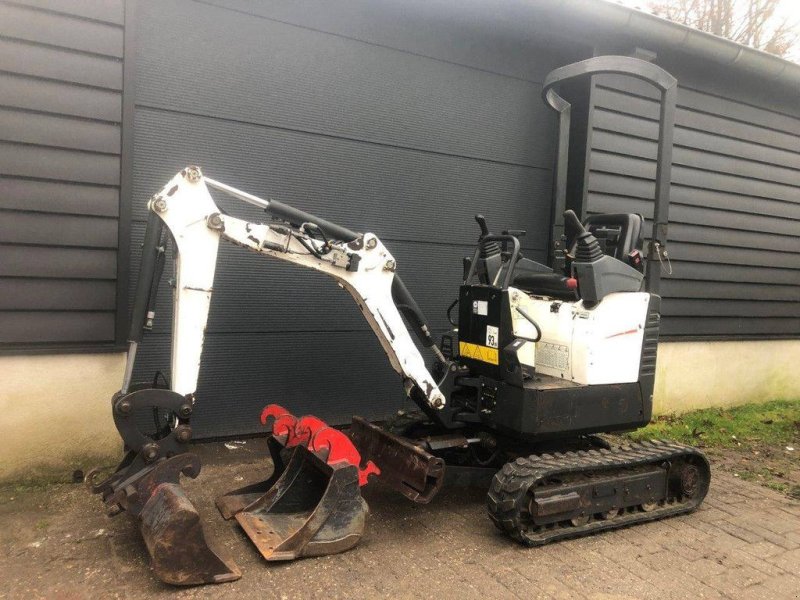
[234,445,367,560]
[350,416,445,503]
[109,454,241,586]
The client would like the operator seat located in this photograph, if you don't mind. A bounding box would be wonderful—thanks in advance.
[511,213,645,299]
[582,213,644,263]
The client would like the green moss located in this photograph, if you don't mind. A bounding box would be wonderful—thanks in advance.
[627,399,800,448]
[34,519,49,531]
[0,451,118,488]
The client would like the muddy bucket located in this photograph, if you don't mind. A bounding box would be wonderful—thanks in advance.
[234,444,367,560]
[101,454,241,586]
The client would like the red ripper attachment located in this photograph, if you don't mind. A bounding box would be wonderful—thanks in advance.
[308,425,380,486]
[215,404,378,561]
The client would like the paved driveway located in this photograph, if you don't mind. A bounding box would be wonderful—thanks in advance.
[2,441,799,599]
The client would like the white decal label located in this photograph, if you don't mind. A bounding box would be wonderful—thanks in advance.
[473,300,488,316]
[537,342,570,371]
[485,325,499,349]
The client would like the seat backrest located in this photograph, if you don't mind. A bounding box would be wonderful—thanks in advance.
[581,213,644,260]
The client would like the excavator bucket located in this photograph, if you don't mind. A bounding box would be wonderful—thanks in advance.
[217,405,378,560]
[90,453,241,586]
[215,404,299,520]
[235,446,367,560]
[141,482,241,585]
[215,436,289,520]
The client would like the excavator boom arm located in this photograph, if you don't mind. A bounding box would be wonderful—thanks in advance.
[127,167,446,410]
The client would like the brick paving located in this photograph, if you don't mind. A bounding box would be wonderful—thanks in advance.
[1,441,798,599]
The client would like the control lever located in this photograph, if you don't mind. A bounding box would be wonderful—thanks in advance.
[563,209,586,235]
[472,214,501,283]
[474,214,490,238]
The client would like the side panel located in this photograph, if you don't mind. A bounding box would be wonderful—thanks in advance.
[573,293,649,385]
[520,292,650,385]
[0,2,124,351]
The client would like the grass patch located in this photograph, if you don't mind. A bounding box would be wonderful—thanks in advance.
[624,399,800,500]
[626,399,800,448]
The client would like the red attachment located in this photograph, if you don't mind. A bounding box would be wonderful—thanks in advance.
[291,415,330,448]
[259,404,298,443]
[260,404,284,426]
[258,405,379,487]
[566,277,578,290]
[309,427,381,486]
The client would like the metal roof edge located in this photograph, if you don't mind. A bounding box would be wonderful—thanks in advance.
[541,0,800,90]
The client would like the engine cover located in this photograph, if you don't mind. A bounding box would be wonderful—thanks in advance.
[457,284,651,387]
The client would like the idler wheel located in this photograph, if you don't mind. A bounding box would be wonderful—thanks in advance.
[680,463,701,498]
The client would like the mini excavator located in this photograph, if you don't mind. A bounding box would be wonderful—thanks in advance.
[87,56,710,586]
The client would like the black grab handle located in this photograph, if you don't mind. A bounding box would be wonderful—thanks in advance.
[465,234,521,290]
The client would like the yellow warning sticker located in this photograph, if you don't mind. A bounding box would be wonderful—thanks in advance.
[459,341,499,365]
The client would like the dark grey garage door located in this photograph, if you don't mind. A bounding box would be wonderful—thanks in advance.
[129,0,588,437]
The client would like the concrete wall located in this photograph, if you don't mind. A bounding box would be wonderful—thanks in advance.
[0,353,125,482]
[654,340,800,414]
[1,341,799,482]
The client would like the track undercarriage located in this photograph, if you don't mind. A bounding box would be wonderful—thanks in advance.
[487,440,710,545]
[357,413,711,546]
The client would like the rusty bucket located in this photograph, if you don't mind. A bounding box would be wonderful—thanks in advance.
[93,453,241,586]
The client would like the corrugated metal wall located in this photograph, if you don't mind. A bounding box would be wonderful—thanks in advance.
[0,0,125,348]
[4,0,796,436]
[585,67,800,338]
[128,0,588,436]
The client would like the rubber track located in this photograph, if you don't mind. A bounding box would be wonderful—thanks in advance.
[487,440,710,546]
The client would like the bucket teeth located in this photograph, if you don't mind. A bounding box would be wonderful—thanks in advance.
[217,405,375,561]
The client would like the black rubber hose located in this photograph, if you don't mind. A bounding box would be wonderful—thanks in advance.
[267,199,358,242]
[446,299,459,326]
[265,201,437,348]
